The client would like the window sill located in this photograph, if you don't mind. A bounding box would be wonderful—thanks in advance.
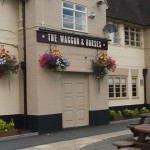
[109,97,129,100]
[132,97,140,99]
[62,28,89,34]
[124,45,143,49]
[110,43,122,47]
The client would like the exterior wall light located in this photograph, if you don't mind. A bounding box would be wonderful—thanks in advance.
[88,11,96,18]
[97,0,105,5]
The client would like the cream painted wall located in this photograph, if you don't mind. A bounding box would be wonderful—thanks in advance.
[26,43,108,115]
[25,0,109,115]
[32,0,107,37]
[106,23,145,107]
[89,75,109,111]
[0,0,20,115]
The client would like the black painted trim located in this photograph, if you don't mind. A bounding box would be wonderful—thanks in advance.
[0,114,63,134]
[0,114,26,129]
[89,110,109,126]
[27,114,63,134]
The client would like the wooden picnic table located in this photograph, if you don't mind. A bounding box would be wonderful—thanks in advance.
[134,124,150,143]
[127,113,150,137]
[139,113,150,124]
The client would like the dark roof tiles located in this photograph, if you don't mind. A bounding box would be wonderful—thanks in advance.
[107,0,150,26]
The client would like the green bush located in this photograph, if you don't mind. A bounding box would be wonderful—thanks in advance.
[0,119,7,131]
[131,108,139,117]
[122,108,139,118]
[109,110,123,120]
[109,107,150,121]
[139,107,150,114]
[0,119,15,132]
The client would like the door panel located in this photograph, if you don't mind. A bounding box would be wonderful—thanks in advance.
[75,80,88,127]
[62,78,88,128]
[62,81,75,128]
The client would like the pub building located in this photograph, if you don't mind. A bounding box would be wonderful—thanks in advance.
[0,0,149,135]
[24,0,110,134]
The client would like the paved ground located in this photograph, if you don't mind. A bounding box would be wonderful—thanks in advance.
[0,118,144,150]
[20,130,131,150]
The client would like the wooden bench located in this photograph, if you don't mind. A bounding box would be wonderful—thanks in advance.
[119,147,142,150]
[135,142,150,150]
[113,140,135,149]
[127,123,139,137]
[128,113,150,137]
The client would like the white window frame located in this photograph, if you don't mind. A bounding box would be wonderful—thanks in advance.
[109,76,128,99]
[62,1,87,32]
[124,26,142,47]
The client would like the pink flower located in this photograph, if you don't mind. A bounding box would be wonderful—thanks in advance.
[39,54,49,67]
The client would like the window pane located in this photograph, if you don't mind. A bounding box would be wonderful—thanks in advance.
[132,87,136,91]
[75,4,85,11]
[116,93,120,97]
[125,40,129,45]
[116,87,120,92]
[75,12,86,19]
[63,22,73,29]
[63,15,73,23]
[136,42,140,47]
[109,78,113,85]
[131,41,135,46]
[63,2,87,32]
[121,78,126,84]
[132,78,136,84]
[124,26,141,47]
[63,9,73,16]
[63,2,73,8]
[125,32,129,37]
[125,36,129,40]
[115,78,120,84]
[109,78,114,98]
[136,34,140,40]
[75,17,86,25]
[131,33,135,40]
[132,78,137,97]
[109,76,128,98]
[109,93,114,97]
[122,86,126,92]
[75,24,86,31]
[109,87,114,92]
[122,93,126,97]
[115,78,120,97]
[133,92,136,95]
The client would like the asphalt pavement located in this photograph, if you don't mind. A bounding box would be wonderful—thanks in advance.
[0,118,143,150]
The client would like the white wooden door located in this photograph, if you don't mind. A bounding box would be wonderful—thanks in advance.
[62,78,88,128]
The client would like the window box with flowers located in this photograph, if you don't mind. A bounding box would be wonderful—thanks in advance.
[91,51,116,90]
[39,50,69,71]
[0,48,20,78]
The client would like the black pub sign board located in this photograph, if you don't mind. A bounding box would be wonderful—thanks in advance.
[37,29,108,50]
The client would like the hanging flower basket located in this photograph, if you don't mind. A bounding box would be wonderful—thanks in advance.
[39,50,69,71]
[91,51,116,79]
[0,48,20,78]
